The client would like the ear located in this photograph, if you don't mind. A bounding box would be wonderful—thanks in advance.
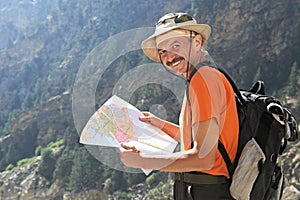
[194,34,202,47]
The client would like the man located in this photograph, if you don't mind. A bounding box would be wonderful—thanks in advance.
[119,12,239,199]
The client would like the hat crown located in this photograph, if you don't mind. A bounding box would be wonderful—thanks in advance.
[155,13,197,30]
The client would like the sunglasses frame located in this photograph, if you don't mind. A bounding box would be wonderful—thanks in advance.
[156,13,194,26]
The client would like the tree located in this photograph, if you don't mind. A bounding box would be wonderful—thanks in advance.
[110,170,127,192]
[286,62,299,96]
[125,172,146,187]
[145,180,173,200]
[5,143,17,165]
[22,93,34,110]
[63,127,79,148]
[68,147,104,192]
[53,149,75,188]
[253,66,262,84]
[38,147,56,181]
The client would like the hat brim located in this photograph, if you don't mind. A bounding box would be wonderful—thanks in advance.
[141,24,211,62]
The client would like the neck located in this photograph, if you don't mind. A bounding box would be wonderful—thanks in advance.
[184,50,209,80]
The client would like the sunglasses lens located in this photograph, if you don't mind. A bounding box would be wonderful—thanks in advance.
[174,14,193,23]
[156,13,193,26]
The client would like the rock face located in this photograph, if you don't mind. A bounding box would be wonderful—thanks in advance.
[281,140,300,200]
[0,91,73,171]
[0,156,58,199]
[0,153,107,200]
[205,0,300,90]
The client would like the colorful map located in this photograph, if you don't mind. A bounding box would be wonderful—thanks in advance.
[80,95,178,155]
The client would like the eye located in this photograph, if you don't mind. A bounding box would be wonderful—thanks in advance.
[171,42,180,51]
[158,49,167,56]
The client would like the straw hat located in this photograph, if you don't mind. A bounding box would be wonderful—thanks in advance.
[141,12,211,62]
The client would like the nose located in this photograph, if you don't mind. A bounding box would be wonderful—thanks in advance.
[162,51,176,64]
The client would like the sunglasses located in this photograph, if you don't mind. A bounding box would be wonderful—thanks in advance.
[156,13,194,26]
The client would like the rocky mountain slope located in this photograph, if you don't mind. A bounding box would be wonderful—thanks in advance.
[0,0,299,199]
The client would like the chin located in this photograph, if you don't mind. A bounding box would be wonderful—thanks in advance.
[175,70,185,76]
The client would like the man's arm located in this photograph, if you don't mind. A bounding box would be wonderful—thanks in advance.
[139,112,181,141]
[120,118,219,172]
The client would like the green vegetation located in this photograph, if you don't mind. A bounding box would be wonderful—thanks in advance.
[35,146,43,156]
[47,138,64,149]
[68,147,104,192]
[39,147,56,181]
[53,149,75,188]
[5,164,14,171]
[146,172,169,187]
[5,143,17,165]
[285,62,299,96]
[17,158,34,167]
[146,181,173,200]
[41,147,53,160]
[111,191,135,199]
[2,109,21,134]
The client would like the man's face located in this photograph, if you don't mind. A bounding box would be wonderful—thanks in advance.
[156,32,192,76]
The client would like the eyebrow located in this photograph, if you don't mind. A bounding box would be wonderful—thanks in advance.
[157,39,181,50]
[170,40,180,46]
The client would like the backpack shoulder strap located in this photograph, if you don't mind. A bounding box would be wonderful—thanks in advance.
[216,68,245,177]
[189,63,243,176]
[218,140,233,176]
[188,61,212,81]
[217,68,245,106]
[190,64,245,105]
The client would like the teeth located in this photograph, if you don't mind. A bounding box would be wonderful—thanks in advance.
[172,60,181,66]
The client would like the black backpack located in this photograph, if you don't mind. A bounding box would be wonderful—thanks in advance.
[217,68,299,200]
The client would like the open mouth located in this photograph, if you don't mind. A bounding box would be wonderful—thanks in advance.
[172,60,181,66]
[167,57,184,68]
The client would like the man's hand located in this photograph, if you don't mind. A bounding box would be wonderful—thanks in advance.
[117,143,145,169]
[120,143,140,153]
[139,112,165,129]
[117,142,200,171]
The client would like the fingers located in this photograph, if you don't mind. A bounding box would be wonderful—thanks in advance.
[139,112,165,129]
[120,143,141,153]
[139,115,151,122]
[187,141,199,155]
[139,112,152,122]
[141,111,151,116]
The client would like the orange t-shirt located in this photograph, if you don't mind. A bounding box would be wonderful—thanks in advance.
[179,66,239,178]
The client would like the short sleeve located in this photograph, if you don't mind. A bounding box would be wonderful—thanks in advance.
[189,66,227,127]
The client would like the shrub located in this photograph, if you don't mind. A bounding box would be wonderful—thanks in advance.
[47,138,64,149]
[41,147,53,160]
[35,145,42,156]
[39,148,55,181]
[5,164,14,171]
[17,158,32,167]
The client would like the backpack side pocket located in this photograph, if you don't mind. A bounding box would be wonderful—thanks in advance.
[230,138,266,200]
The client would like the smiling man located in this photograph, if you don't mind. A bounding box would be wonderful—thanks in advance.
[119,12,239,200]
